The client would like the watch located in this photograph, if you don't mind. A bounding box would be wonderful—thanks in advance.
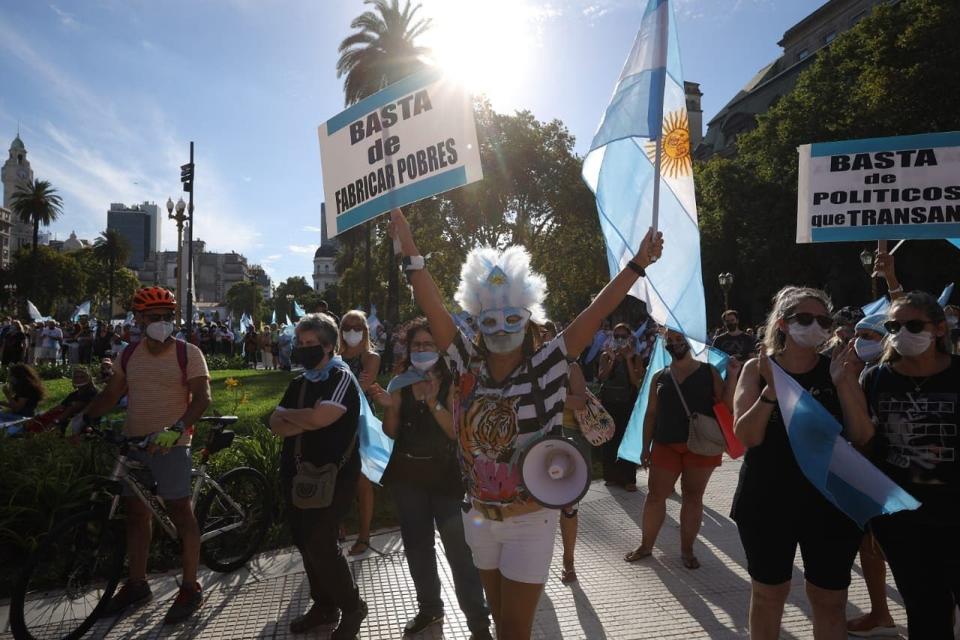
[171,419,187,433]
[433,402,445,413]
[626,261,646,277]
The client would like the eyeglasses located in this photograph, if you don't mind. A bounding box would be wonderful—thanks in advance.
[785,313,833,329]
[883,319,932,334]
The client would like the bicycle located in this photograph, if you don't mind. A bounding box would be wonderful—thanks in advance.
[9,416,272,640]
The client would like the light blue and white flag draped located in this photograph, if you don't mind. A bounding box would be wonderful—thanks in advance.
[770,361,920,527]
[71,301,91,322]
[239,312,252,333]
[583,0,707,344]
[293,300,306,319]
[271,309,277,325]
[938,282,954,307]
[861,296,890,316]
[326,358,393,484]
[619,335,729,463]
[367,304,382,337]
[26,300,43,322]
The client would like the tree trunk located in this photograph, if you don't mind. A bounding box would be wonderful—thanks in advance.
[32,218,39,254]
[364,221,372,311]
[385,229,398,324]
[109,257,115,319]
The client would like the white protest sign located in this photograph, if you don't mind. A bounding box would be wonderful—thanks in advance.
[796,132,960,243]
[317,68,483,237]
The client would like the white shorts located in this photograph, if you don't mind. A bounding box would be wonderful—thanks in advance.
[462,507,560,584]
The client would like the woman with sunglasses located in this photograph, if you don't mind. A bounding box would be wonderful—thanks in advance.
[337,310,381,556]
[598,322,644,491]
[389,207,662,640]
[732,286,872,639]
[848,291,959,638]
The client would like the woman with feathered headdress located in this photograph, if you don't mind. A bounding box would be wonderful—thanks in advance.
[386,207,663,639]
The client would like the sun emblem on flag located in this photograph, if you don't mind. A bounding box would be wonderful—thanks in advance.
[645,110,692,178]
[486,266,508,286]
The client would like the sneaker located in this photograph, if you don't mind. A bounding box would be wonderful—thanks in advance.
[163,582,203,625]
[289,604,339,633]
[104,579,152,616]
[404,611,444,634]
[331,599,368,640]
[469,627,494,640]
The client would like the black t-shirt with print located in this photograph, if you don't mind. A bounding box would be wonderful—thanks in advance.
[277,367,361,481]
[712,332,757,361]
[862,356,960,503]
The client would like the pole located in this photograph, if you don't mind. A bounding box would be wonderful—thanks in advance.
[875,239,887,297]
[651,136,663,233]
[186,141,195,339]
[175,221,183,327]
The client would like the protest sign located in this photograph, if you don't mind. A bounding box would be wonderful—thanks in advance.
[796,132,960,243]
[317,67,483,237]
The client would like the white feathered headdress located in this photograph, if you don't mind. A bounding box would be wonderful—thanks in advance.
[455,245,547,324]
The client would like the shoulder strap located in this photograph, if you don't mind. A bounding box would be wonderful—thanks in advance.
[120,340,141,375]
[668,366,692,419]
[175,339,188,386]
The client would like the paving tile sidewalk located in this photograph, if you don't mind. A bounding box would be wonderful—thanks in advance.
[3,460,908,639]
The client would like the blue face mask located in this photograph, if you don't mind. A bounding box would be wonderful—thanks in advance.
[477,307,531,336]
[410,351,439,372]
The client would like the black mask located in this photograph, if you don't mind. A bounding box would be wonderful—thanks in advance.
[292,344,328,369]
[725,322,738,332]
[665,341,690,359]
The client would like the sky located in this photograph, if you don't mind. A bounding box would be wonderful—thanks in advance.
[0,0,822,285]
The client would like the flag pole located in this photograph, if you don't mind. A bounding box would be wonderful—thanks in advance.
[651,135,663,233]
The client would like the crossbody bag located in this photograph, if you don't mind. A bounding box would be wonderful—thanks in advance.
[669,366,725,456]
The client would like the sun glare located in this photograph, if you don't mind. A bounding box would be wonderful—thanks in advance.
[420,0,542,106]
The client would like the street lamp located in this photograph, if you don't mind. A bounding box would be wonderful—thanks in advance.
[718,272,734,311]
[167,197,189,326]
[859,248,878,298]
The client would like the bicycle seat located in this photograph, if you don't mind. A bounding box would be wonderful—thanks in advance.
[198,415,239,426]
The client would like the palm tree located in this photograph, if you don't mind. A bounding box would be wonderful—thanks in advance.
[93,229,131,318]
[10,179,63,255]
[337,0,431,318]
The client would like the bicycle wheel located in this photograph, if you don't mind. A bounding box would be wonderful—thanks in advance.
[197,467,270,573]
[9,510,125,640]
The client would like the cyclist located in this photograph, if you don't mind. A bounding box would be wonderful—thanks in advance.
[79,286,212,625]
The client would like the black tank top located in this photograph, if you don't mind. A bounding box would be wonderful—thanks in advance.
[730,354,844,521]
[600,358,638,405]
[654,363,715,444]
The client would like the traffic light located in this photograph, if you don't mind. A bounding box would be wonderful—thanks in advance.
[180,162,194,192]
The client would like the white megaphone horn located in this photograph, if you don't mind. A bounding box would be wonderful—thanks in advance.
[520,434,590,509]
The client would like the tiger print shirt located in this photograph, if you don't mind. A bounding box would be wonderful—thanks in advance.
[446,330,571,505]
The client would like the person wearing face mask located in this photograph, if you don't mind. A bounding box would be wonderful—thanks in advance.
[368,318,492,639]
[77,287,211,625]
[625,329,738,569]
[944,304,960,352]
[389,207,663,640]
[712,310,757,363]
[842,291,960,639]
[731,286,873,639]
[269,313,368,639]
[337,310,381,557]
[598,322,645,490]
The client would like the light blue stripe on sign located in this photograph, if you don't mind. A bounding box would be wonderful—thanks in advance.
[810,131,960,157]
[325,67,445,136]
[811,223,960,242]
[335,166,467,234]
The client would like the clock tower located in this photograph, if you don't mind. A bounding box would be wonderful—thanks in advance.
[2,134,36,252]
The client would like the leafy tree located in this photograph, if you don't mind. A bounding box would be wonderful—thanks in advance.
[225,280,264,324]
[10,246,84,315]
[93,229,132,318]
[9,179,63,256]
[273,276,318,321]
[337,0,431,319]
[697,0,960,323]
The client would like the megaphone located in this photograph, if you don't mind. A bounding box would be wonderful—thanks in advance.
[520,434,590,509]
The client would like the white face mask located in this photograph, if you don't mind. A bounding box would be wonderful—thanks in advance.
[853,337,883,363]
[787,322,830,348]
[146,321,175,342]
[483,332,525,354]
[342,330,363,347]
[890,330,933,357]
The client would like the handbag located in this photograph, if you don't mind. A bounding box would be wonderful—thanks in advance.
[669,367,726,457]
[291,379,358,509]
[573,390,616,446]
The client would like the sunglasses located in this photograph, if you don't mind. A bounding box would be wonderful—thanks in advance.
[785,313,834,329]
[883,319,932,335]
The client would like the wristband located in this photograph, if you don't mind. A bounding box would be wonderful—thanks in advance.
[887,285,903,294]
[402,255,425,272]
[626,261,646,277]
[171,420,187,433]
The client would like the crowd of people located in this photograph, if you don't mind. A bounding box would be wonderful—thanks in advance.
[5,205,959,639]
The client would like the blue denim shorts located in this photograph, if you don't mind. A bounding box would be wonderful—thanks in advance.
[123,446,193,500]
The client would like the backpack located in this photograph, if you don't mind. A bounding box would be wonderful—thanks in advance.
[120,339,189,386]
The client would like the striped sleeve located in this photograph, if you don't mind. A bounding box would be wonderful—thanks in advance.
[321,369,354,410]
[444,329,476,376]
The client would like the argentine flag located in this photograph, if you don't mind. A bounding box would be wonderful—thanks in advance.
[618,335,730,463]
[861,296,890,316]
[938,282,954,307]
[293,300,306,319]
[583,0,707,344]
[770,362,920,527]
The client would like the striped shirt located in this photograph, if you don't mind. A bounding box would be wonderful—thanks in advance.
[445,330,571,504]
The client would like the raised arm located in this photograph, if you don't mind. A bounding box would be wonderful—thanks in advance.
[733,355,778,448]
[390,208,456,350]
[562,228,663,358]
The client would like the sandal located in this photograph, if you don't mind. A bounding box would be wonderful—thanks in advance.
[681,554,700,569]
[348,539,369,556]
[560,567,578,584]
[624,547,652,563]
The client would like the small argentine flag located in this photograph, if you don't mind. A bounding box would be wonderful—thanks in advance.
[770,362,920,527]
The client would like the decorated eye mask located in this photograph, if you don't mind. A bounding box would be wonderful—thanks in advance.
[477,307,531,335]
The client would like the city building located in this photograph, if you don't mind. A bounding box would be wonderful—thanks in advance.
[107,202,162,269]
[313,204,339,294]
[0,207,11,268]
[138,238,251,303]
[696,0,887,160]
[48,231,90,254]
[1,133,35,256]
[250,265,273,301]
